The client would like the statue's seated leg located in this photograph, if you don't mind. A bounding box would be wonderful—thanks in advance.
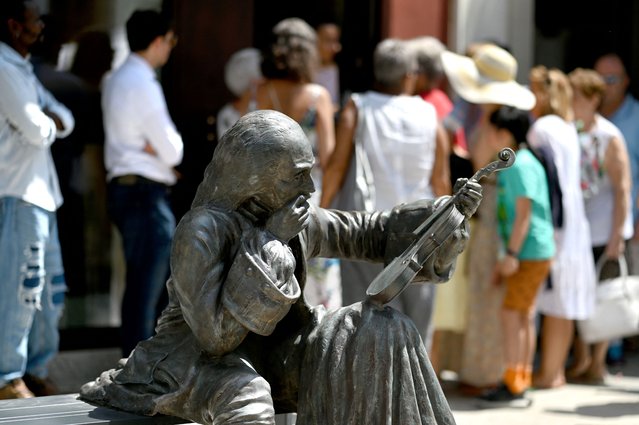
[156,353,276,425]
[81,351,275,425]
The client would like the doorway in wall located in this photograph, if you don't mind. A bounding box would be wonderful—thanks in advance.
[535,0,639,96]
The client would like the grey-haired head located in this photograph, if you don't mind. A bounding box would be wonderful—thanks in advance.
[192,110,315,213]
[408,36,446,84]
[373,38,417,89]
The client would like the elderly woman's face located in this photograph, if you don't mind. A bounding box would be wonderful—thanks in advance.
[254,133,315,213]
[572,89,598,121]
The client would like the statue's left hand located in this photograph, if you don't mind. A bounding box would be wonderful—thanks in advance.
[452,178,482,218]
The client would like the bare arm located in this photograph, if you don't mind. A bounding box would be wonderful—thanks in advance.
[604,135,631,258]
[430,123,452,196]
[499,197,532,277]
[320,98,357,208]
[313,86,336,171]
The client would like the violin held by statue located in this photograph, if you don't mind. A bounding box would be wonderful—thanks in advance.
[366,147,516,305]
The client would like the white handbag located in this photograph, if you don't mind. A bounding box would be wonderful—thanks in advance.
[577,255,639,344]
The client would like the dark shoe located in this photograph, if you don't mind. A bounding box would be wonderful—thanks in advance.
[0,379,35,399]
[458,381,498,397]
[476,383,532,408]
[22,374,59,396]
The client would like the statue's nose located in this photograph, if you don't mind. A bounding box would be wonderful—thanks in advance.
[304,175,315,194]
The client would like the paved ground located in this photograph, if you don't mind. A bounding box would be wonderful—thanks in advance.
[445,350,639,425]
[47,347,639,425]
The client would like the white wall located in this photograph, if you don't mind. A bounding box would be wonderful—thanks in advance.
[33,0,50,14]
[448,0,534,83]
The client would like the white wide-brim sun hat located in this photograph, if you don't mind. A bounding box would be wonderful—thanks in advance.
[441,44,536,111]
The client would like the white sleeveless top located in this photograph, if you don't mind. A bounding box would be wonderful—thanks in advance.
[352,91,438,211]
[579,114,634,246]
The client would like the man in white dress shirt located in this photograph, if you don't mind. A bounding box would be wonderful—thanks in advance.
[103,9,183,356]
[0,0,75,399]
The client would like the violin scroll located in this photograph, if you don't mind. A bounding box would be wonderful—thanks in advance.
[471,147,516,183]
[498,148,514,163]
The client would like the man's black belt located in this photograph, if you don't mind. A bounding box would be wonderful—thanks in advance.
[111,174,167,187]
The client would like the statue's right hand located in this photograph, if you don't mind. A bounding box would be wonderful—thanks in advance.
[452,178,482,218]
[266,195,310,241]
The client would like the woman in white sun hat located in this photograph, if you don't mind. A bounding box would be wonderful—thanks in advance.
[441,44,535,109]
[441,43,537,396]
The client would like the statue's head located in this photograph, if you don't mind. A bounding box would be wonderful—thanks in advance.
[193,110,315,215]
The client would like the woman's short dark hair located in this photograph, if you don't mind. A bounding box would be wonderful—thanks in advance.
[126,9,171,52]
[489,105,531,145]
[71,30,114,85]
[261,18,318,83]
[490,105,564,228]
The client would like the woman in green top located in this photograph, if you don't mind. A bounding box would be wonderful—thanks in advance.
[479,106,556,406]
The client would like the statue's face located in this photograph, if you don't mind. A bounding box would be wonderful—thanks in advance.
[253,133,315,213]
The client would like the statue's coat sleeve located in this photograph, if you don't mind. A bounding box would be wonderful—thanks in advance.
[303,200,469,283]
[170,208,299,357]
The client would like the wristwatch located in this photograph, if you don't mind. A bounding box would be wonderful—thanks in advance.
[506,247,519,258]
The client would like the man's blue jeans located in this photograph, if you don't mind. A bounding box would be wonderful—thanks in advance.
[108,178,175,356]
[0,197,66,386]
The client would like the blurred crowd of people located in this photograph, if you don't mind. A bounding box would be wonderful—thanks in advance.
[1,0,638,411]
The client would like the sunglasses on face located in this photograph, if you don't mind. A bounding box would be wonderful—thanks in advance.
[602,74,621,85]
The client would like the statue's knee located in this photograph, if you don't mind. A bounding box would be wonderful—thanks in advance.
[204,373,275,425]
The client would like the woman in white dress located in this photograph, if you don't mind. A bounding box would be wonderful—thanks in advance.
[527,66,597,388]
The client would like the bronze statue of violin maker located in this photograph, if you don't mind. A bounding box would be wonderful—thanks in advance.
[79,110,513,425]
